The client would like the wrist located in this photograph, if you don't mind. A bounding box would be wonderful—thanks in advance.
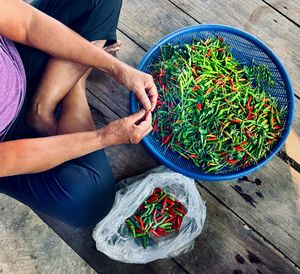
[96,127,117,147]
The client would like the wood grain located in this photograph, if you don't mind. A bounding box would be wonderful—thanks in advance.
[40,214,186,274]
[264,0,300,25]
[175,185,299,273]
[0,196,95,274]
[199,160,300,265]
[85,1,300,266]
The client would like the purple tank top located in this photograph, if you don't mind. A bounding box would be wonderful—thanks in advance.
[0,35,26,141]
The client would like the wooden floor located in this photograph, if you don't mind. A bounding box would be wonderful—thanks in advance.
[43,0,300,273]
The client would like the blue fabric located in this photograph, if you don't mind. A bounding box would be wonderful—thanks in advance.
[0,0,122,227]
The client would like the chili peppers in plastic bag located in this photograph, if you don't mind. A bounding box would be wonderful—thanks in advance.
[125,187,187,249]
[93,166,206,263]
[151,37,285,173]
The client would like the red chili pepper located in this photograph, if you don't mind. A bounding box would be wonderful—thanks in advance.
[177,216,182,229]
[146,195,160,203]
[192,85,201,92]
[135,228,143,234]
[240,141,247,146]
[205,86,214,94]
[155,227,166,235]
[156,101,162,106]
[246,130,252,138]
[173,63,178,67]
[150,229,160,237]
[190,154,199,159]
[153,119,158,132]
[161,196,168,213]
[274,125,281,130]
[191,45,196,51]
[162,135,171,144]
[153,209,157,224]
[196,103,202,110]
[174,207,186,216]
[137,216,145,230]
[227,159,238,164]
[169,101,174,108]
[218,47,224,53]
[231,118,242,123]
[156,215,164,221]
[267,139,272,144]
[246,97,251,107]
[235,146,243,152]
[217,36,224,42]
[248,105,254,112]
[206,136,217,141]
[159,69,165,78]
[247,114,255,120]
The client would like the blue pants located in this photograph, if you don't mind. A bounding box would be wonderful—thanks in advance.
[0,0,122,227]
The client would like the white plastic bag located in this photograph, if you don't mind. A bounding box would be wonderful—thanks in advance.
[93,166,206,264]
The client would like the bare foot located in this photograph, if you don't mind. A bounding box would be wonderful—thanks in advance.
[103,40,122,55]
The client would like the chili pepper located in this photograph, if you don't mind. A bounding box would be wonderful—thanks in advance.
[235,146,243,152]
[150,38,284,174]
[196,103,202,110]
[205,86,214,94]
[227,159,239,164]
[162,135,171,144]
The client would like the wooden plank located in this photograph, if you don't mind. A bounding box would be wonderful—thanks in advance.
[40,214,187,274]
[85,1,300,266]
[264,0,300,25]
[175,185,299,274]
[198,161,300,265]
[83,104,299,273]
[0,195,95,274]
[118,0,300,99]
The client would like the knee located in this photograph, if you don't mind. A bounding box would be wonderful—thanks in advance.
[57,166,116,228]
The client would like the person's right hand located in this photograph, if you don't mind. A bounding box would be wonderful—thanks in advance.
[100,109,152,146]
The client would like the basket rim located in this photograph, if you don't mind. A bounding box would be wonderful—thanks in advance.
[130,24,295,181]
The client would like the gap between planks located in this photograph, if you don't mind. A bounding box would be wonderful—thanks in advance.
[197,182,300,269]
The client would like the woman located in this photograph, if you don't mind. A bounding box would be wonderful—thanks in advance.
[0,0,157,227]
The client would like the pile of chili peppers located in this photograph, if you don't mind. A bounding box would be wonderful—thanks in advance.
[151,37,285,173]
[125,187,187,249]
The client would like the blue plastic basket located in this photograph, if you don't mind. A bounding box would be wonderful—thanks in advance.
[130,24,294,181]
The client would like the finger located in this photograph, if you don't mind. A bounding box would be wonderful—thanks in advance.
[139,111,152,128]
[146,81,158,111]
[136,89,152,112]
[144,126,153,136]
[129,109,146,122]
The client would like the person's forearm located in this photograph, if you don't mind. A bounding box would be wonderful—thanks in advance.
[0,0,123,75]
[0,129,109,177]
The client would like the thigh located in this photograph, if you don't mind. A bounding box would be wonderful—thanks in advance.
[0,149,115,227]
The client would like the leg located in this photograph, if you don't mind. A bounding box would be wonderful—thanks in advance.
[16,0,122,136]
[1,0,122,227]
[0,150,115,228]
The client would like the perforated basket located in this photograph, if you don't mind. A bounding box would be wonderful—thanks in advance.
[129,25,294,181]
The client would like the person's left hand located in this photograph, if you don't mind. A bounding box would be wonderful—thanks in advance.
[114,62,158,112]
